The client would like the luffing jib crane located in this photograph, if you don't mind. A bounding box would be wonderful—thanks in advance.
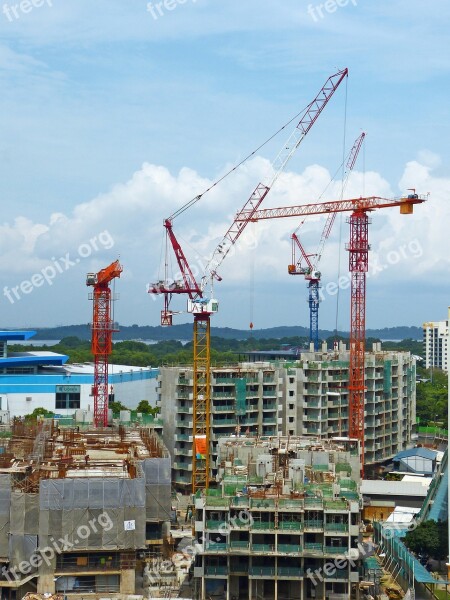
[87,260,123,428]
[288,132,366,350]
[235,192,427,473]
[149,68,349,493]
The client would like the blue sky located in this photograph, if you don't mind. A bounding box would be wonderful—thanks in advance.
[0,1,449,331]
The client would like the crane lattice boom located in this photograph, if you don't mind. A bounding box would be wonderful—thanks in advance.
[201,68,349,288]
[236,194,426,223]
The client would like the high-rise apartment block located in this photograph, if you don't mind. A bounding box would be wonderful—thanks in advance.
[158,344,416,487]
[423,320,449,372]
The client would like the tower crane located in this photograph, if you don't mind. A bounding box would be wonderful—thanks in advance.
[289,132,366,350]
[149,68,348,492]
[235,192,427,473]
[86,260,123,428]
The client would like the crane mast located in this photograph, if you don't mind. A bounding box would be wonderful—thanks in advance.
[149,69,348,492]
[288,132,365,350]
[236,192,426,473]
[87,260,123,428]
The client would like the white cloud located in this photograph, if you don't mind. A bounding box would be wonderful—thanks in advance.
[0,154,445,330]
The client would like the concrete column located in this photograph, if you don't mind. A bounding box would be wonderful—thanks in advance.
[120,569,135,594]
[37,573,55,595]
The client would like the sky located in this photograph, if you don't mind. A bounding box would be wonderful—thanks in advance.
[0,0,449,332]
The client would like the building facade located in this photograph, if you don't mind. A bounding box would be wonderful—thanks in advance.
[278,344,416,466]
[194,435,363,600]
[423,320,448,371]
[0,332,158,419]
[159,364,281,490]
[159,344,416,488]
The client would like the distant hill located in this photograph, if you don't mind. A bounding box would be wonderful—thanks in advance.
[7,323,422,342]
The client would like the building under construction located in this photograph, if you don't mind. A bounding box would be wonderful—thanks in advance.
[159,344,416,488]
[0,418,171,599]
[193,435,363,600]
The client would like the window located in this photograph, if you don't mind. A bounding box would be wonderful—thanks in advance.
[289,417,294,423]
[289,390,294,397]
[289,429,295,436]
[289,403,295,410]
[55,392,81,409]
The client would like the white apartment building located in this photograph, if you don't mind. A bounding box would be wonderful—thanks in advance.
[423,319,449,372]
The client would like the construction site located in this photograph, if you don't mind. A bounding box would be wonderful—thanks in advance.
[0,66,434,600]
[0,418,172,599]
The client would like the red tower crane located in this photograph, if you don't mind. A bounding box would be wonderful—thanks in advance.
[87,260,123,428]
[149,68,349,493]
[235,192,427,473]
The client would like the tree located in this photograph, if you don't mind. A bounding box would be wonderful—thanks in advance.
[136,400,159,416]
[25,407,54,420]
[404,520,448,566]
[109,401,128,414]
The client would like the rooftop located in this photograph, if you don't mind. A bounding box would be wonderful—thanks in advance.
[0,418,168,490]
[0,330,36,341]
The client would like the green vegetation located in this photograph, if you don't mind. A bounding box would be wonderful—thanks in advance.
[24,407,55,419]
[416,367,448,426]
[136,400,159,416]
[9,335,310,367]
[404,520,448,566]
[9,334,426,369]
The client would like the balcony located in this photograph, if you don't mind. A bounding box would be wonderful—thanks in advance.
[277,567,304,578]
[204,565,227,576]
[324,522,349,533]
[252,543,275,553]
[229,541,250,551]
[205,542,227,552]
[304,542,323,553]
[279,521,303,531]
[206,519,226,530]
[249,566,275,577]
[278,544,302,554]
[213,404,235,412]
[304,520,323,531]
[251,522,275,531]
[324,546,349,555]
[212,417,237,426]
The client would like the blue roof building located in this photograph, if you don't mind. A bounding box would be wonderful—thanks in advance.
[0,331,158,419]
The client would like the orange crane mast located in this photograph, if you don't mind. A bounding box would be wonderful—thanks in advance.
[235,192,427,473]
[87,260,123,428]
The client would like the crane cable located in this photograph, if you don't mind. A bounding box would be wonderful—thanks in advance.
[167,102,324,222]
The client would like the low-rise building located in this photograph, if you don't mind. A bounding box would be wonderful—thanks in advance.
[0,331,158,418]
